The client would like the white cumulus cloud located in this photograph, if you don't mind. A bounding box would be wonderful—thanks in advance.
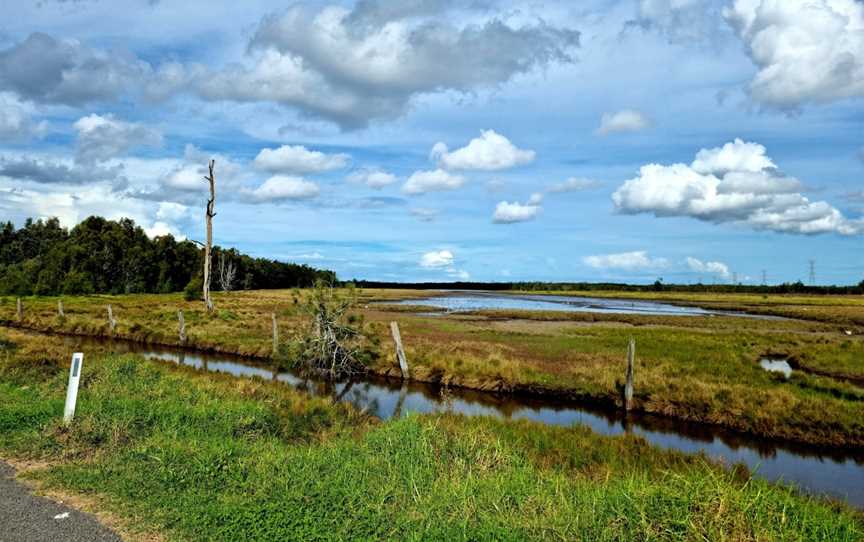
[492,201,541,224]
[723,0,864,108]
[253,144,348,173]
[73,114,162,164]
[346,168,397,189]
[420,250,454,269]
[431,130,535,171]
[583,251,669,270]
[596,109,651,135]
[0,92,47,142]
[612,138,863,235]
[402,169,465,195]
[242,175,320,202]
[685,257,731,280]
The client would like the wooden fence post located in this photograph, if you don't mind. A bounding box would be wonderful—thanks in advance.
[624,337,635,412]
[58,299,65,318]
[16,297,23,322]
[178,310,186,344]
[107,304,117,334]
[390,322,409,379]
[271,312,278,356]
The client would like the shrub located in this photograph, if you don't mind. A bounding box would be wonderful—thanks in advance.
[183,276,203,301]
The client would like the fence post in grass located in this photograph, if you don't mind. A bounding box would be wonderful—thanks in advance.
[624,337,635,412]
[390,321,409,379]
[271,312,278,356]
[64,352,84,424]
[58,299,64,318]
[16,297,23,322]
[178,310,186,344]
[107,304,117,335]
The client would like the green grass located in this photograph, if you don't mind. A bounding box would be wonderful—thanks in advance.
[0,333,861,541]
[2,289,863,447]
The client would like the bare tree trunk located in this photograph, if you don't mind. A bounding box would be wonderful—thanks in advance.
[271,312,279,356]
[178,310,186,344]
[203,160,216,313]
[218,252,236,293]
[624,337,635,412]
[107,304,117,335]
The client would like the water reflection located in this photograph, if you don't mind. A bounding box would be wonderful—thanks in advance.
[61,334,863,508]
[382,292,774,318]
[760,358,793,378]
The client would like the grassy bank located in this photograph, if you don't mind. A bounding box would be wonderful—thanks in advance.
[1,289,863,448]
[0,329,861,541]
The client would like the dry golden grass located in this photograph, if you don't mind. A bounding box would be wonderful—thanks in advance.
[1,288,863,446]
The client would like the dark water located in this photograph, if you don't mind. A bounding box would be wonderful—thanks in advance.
[55,334,864,508]
[384,292,771,318]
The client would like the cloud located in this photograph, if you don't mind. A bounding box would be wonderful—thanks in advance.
[596,109,651,135]
[347,168,397,189]
[583,251,669,270]
[155,201,188,222]
[410,207,438,222]
[612,138,863,235]
[0,92,47,142]
[431,130,535,171]
[0,183,180,240]
[135,145,253,205]
[686,257,731,280]
[0,32,150,106]
[199,4,579,129]
[723,0,864,109]
[492,201,541,224]
[547,177,602,193]
[0,155,125,187]
[420,249,454,268]
[241,175,319,202]
[253,144,349,173]
[73,114,162,164]
[628,0,721,43]
[402,168,465,195]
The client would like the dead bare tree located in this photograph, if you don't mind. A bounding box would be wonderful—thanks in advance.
[202,160,216,313]
[218,251,236,293]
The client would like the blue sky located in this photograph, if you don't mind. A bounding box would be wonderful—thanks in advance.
[0,0,862,284]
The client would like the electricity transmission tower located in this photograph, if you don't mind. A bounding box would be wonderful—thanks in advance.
[808,260,816,286]
[732,271,738,285]
[761,270,767,286]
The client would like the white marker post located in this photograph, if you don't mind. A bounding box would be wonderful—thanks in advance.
[63,353,84,424]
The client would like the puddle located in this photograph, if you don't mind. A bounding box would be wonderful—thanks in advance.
[760,358,794,378]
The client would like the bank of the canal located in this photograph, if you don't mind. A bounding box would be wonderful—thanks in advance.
[17,329,864,509]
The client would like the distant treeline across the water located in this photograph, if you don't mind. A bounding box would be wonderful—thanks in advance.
[353,280,864,295]
[0,216,335,296]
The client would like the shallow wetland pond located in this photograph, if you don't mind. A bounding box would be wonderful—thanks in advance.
[383,291,777,318]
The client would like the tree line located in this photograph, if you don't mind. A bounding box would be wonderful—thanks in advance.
[0,216,335,296]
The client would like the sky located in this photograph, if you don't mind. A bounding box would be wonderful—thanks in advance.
[0,0,862,285]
